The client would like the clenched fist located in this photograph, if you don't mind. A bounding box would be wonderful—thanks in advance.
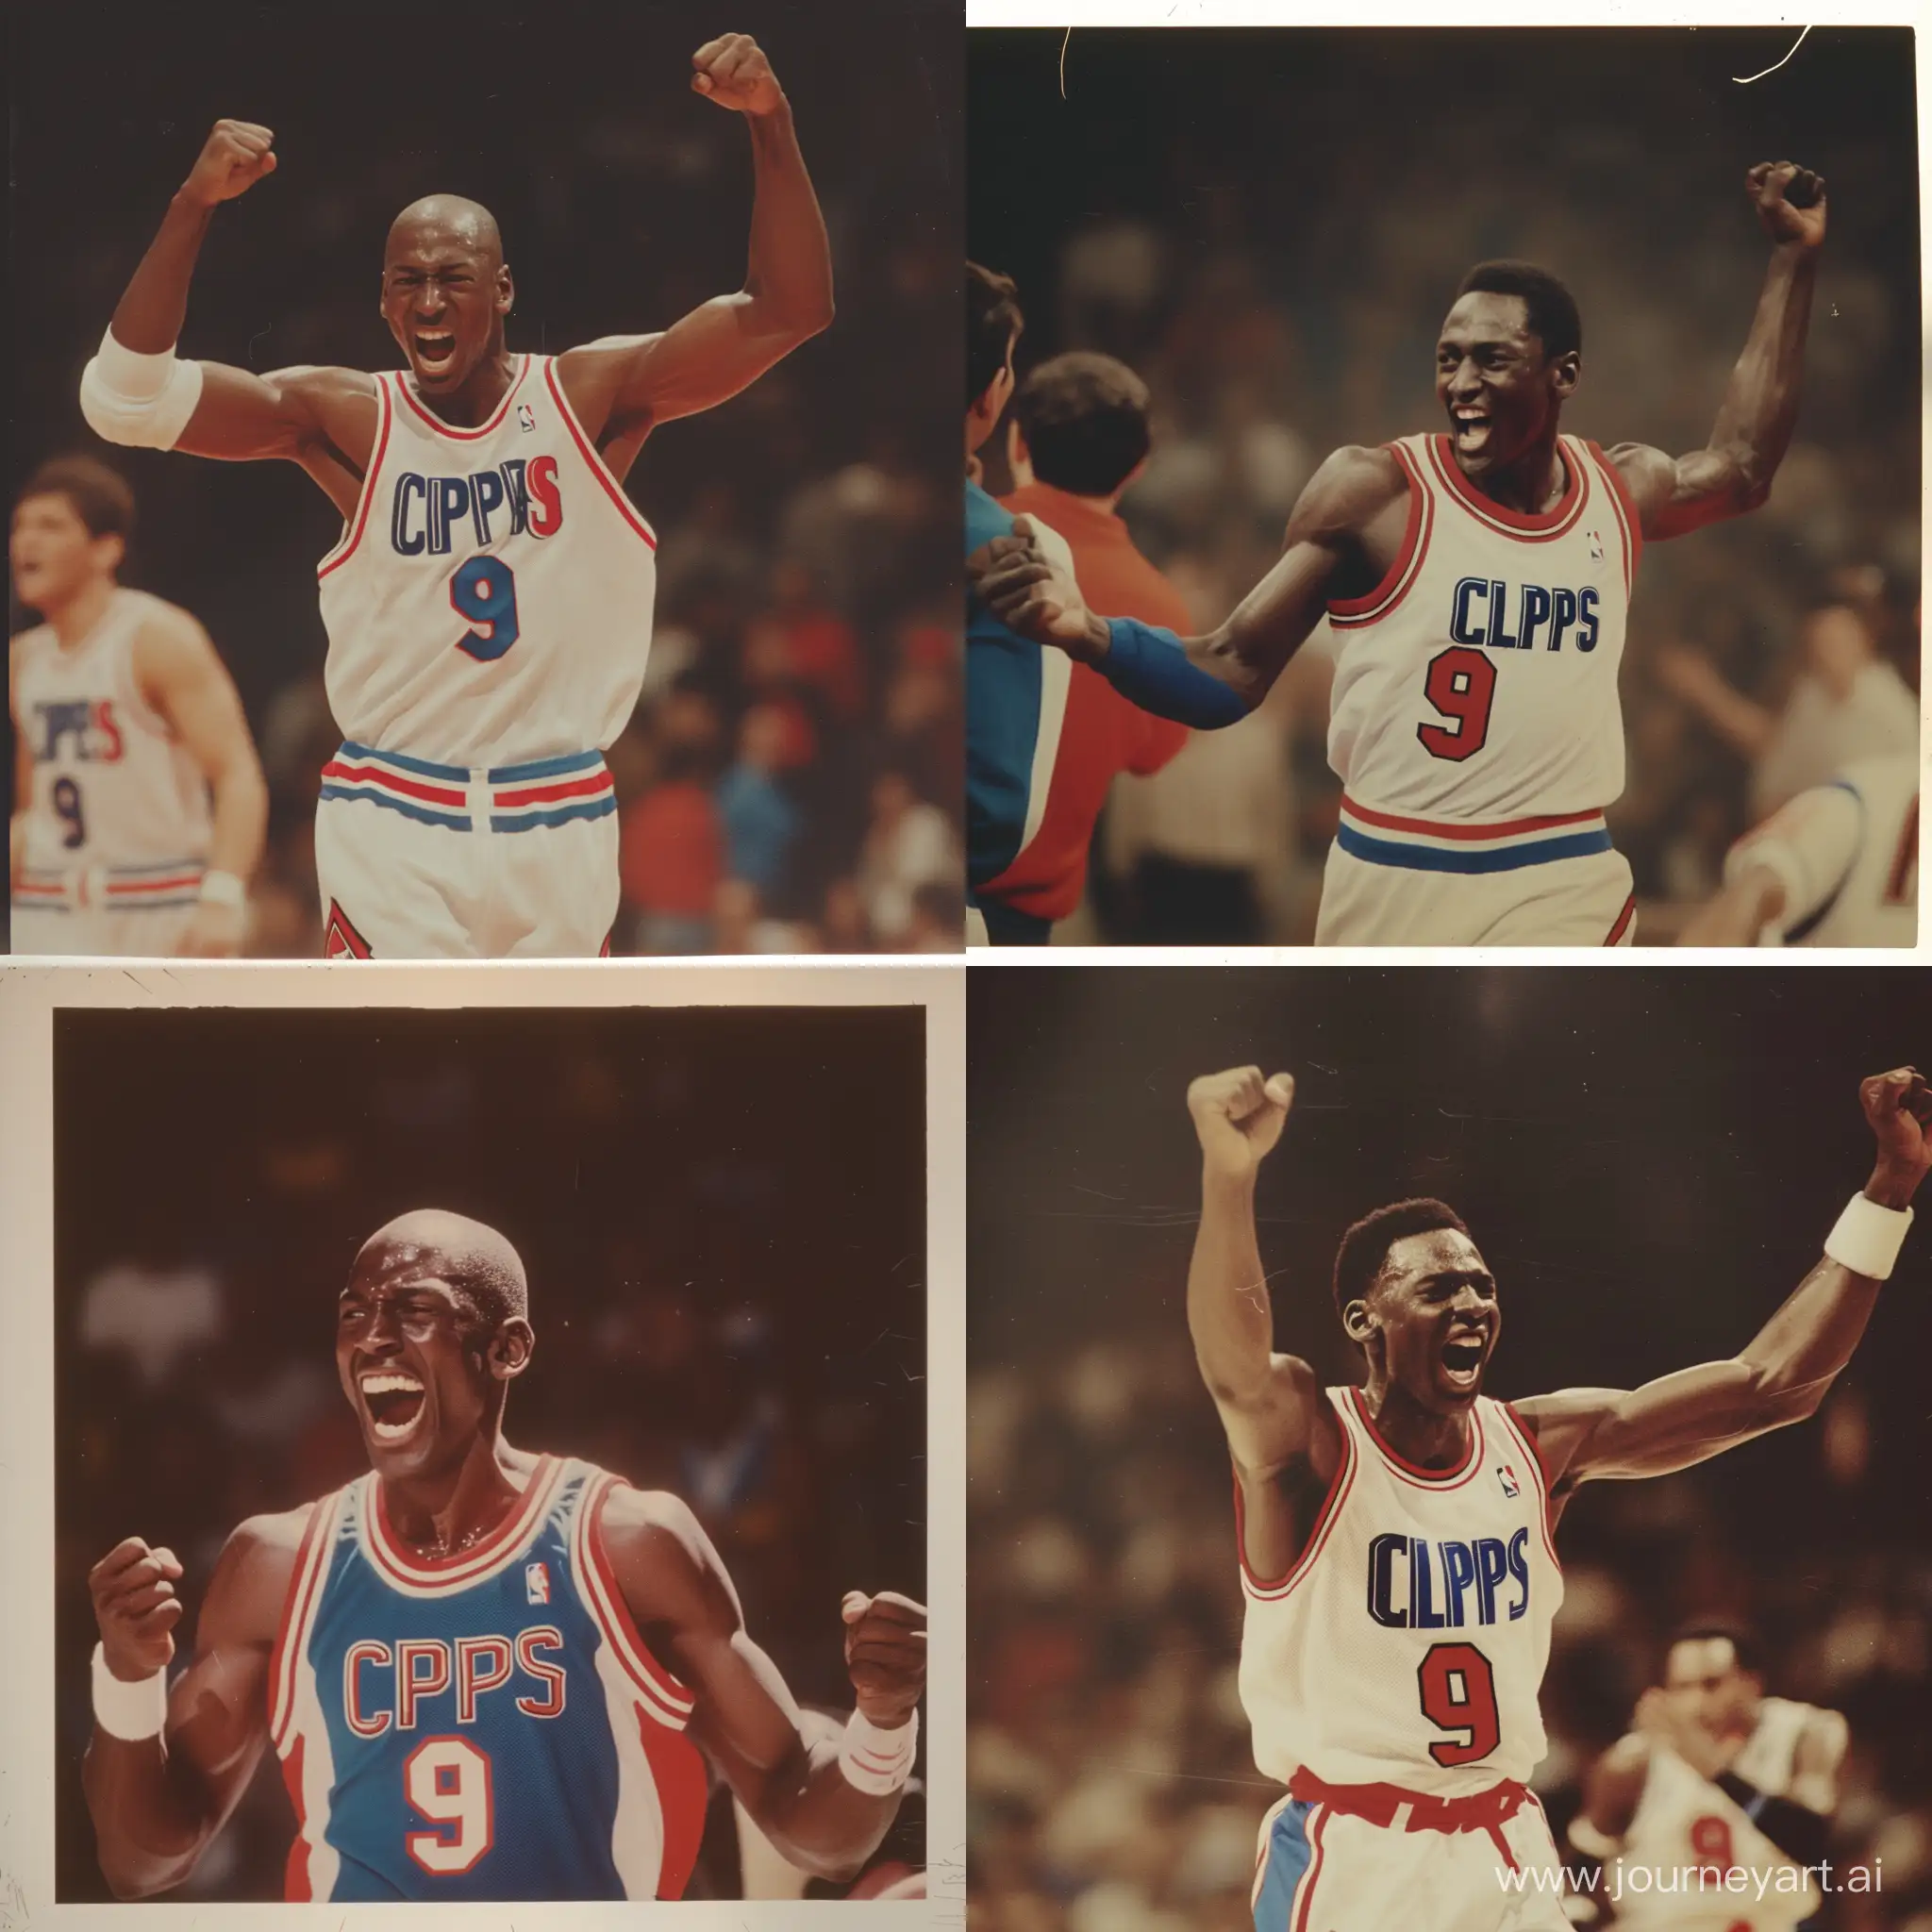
[691,34,785,117]
[1860,1066,1932,1207]
[841,1590,925,1728]
[1747,159,1826,251]
[90,1538,185,1682]
[180,120,277,209]
[1188,1065,1295,1180]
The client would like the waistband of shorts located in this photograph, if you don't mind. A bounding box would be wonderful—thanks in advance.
[1287,1767,1532,1837]
[13,858,207,910]
[318,741,617,834]
[1336,794,1613,874]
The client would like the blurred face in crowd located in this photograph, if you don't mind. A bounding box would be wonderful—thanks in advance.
[1801,604,1874,699]
[1357,1227,1500,1415]
[380,198,514,398]
[1435,292,1578,478]
[10,491,121,614]
[1662,1635,1761,1741]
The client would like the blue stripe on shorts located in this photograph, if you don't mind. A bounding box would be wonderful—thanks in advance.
[1254,1798,1315,1932]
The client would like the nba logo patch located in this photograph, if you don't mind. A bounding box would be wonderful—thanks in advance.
[525,1561,551,1604]
[517,403,537,433]
[1587,529,1605,565]
[1497,1464,1521,1499]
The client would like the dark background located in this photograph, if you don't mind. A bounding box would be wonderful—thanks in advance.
[10,0,963,955]
[968,29,1920,943]
[55,1002,926,1901]
[969,968,1931,1929]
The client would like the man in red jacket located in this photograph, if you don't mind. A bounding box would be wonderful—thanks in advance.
[974,352,1189,941]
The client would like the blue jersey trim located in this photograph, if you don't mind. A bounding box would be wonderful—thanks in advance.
[337,740,471,782]
[488,749,606,783]
[1253,1799,1316,1932]
[319,785,472,832]
[490,796,619,834]
[1335,823,1614,874]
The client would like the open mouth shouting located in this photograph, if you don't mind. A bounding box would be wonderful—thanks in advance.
[1440,1326,1491,1393]
[412,327,458,377]
[1449,404,1492,455]
[360,1367,428,1442]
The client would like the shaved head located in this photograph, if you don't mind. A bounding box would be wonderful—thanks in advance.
[385,194,504,271]
[358,1208,528,1326]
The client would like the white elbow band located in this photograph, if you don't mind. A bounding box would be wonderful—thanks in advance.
[91,1643,168,1740]
[1824,1191,1913,1281]
[79,329,205,450]
[836,1707,918,1794]
[197,869,245,908]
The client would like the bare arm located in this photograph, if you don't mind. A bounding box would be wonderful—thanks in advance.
[1611,162,1825,542]
[605,1488,922,1884]
[82,1515,301,1899]
[1520,1068,1930,1492]
[558,36,833,452]
[9,649,30,889]
[130,612,268,956]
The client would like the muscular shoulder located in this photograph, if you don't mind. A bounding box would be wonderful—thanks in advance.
[200,1503,317,1647]
[1288,444,1409,542]
[261,365,381,446]
[1601,441,1675,513]
[127,599,224,699]
[596,1485,741,1634]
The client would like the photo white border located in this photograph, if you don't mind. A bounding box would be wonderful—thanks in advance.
[0,958,966,1932]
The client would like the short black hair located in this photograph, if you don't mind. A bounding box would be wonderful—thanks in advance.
[17,455,135,542]
[1455,260,1582,361]
[968,260,1024,409]
[1012,352,1154,497]
[1333,1198,1471,1323]
[1666,1620,1763,1678]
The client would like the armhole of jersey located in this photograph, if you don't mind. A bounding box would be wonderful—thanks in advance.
[317,376,393,580]
[1236,1395,1357,1601]
[571,1474,697,1729]
[268,1494,334,1750]
[541,358,658,549]
[1325,442,1430,627]
[1781,779,1865,943]
[1583,439,1643,591]
[1497,1403,1563,1574]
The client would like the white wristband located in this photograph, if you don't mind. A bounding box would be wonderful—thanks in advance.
[92,1642,168,1740]
[197,869,245,908]
[1824,1191,1914,1281]
[837,1706,918,1795]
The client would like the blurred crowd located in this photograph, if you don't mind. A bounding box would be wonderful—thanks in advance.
[969,1328,1932,1931]
[972,32,1919,944]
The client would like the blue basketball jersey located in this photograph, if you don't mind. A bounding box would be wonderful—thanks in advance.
[268,1456,709,1902]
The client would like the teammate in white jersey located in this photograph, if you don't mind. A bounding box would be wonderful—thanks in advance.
[1678,753,1918,948]
[1572,1626,1845,1929]
[77,32,831,958]
[9,457,265,957]
[971,160,1828,946]
[1177,1061,1928,1932]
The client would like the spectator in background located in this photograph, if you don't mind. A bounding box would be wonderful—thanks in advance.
[858,769,961,947]
[717,704,803,898]
[974,351,1191,942]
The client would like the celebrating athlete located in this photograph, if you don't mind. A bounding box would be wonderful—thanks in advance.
[1178,1062,1926,1930]
[971,162,1827,946]
[79,32,833,958]
[83,1209,924,1902]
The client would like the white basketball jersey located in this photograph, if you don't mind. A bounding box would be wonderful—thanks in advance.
[11,589,212,874]
[317,355,658,766]
[1238,1388,1562,1794]
[1611,1700,1824,1929]
[1324,433,1637,819]
[1727,754,1918,948]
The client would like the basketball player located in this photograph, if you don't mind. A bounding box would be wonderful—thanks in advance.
[1179,1061,1927,1931]
[1677,753,1917,947]
[80,33,832,958]
[970,162,1827,946]
[10,457,266,956]
[83,1209,924,1903]
[1571,1624,1845,1927]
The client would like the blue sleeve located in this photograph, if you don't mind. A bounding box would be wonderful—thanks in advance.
[1100,617,1248,730]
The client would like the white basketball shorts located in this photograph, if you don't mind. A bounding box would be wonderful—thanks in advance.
[1253,1790,1571,1932]
[12,858,205,957]
[1314,797,1636,947]
[314,742,620,959]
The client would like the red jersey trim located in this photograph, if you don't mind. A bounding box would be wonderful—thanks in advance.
[318,376,395,579]
[1584,440,1643,591]
[1347,1386,1484,1488]
[393,354,530,440]
[1497,1403,1563,1573]
[1424,433,1588,541]
[364,1455,562,1592]
[1236,1420,1357,1601]
[541,358,658,549]
[1885,802,1918,905]
[577,1474,697,1728]
[269,1497,331,1750]
[1603,892,1637,945]
[1341,797,1605,841]
[1327,442,1433,628]
[1291,1802,1331,1932]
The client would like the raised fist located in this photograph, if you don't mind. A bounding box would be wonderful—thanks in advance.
[181,120,277,208]
[1187,1066,1295,1180]
[691,33,784,117]
[1747,160,1826,251]
[841,1590,925,1727]
[89,1538,185,1682]
[968,518,1106,658]
[1859,1066,1932,1200]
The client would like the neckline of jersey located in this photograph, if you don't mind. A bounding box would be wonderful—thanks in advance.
[1347,1386,1483,1485]
[394,352,532,441]
[367,1450,561,1583]
[1427,433,1584,532]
